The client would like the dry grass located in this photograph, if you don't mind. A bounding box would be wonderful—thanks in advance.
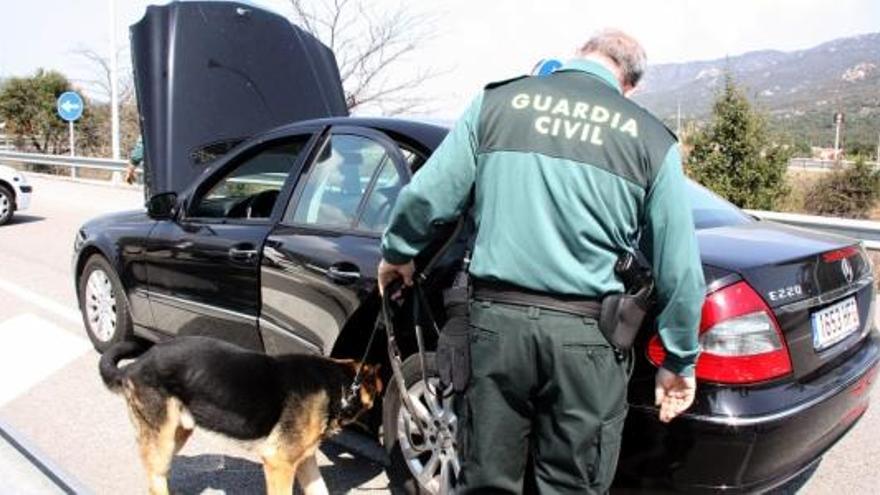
[781,169,880,221]
[778,170,824,214]
[867,252,880,287]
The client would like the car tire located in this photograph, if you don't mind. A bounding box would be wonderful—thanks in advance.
[384,352,459,495]
[78,255,135,352]
[0,185,14,226]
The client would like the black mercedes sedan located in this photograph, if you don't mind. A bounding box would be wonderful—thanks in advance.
[73,2,878,493]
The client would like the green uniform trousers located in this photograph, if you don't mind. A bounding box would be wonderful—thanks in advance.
[457,299,630,494]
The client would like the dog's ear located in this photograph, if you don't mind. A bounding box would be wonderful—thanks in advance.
[366,364,383,394]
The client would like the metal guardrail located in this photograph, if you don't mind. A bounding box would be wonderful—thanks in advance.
[2,151,880,252]
[0,150,129,178]
[747,209,880,251]
[788,157,879,171]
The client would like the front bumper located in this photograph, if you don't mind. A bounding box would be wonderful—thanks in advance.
[616,332,879,493]
[15,184,31,211]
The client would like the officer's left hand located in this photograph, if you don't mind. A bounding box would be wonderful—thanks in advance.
[654,367,697,423]
[378,259,414,297]
[124,164,137,184]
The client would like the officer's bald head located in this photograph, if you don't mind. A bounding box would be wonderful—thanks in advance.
[577,29,647,93]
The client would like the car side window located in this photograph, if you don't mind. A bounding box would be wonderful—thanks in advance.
[190,138,308,220]
[358,159,404,233]
[286,134,394,230]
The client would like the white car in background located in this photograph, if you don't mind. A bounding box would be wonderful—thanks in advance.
[0,165,32,225]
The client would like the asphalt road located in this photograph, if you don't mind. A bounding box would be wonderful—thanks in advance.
[0,174,878,494]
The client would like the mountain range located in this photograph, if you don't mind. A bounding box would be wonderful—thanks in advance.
[634,32,880,153]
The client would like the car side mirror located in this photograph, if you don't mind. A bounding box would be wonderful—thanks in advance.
[147,192,179,220]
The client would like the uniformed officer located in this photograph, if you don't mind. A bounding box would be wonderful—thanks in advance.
[378,29,704,493]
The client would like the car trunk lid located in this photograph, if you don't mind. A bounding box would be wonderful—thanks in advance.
[698,221,874,380]
[130,1,348,197]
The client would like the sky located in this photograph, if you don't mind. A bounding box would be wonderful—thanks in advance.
[1,0,878,117]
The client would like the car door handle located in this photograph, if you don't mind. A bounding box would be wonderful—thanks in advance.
[229,247,258,261]
[327,265,361,282]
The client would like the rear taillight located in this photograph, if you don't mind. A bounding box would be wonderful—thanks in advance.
[648,281,793,384]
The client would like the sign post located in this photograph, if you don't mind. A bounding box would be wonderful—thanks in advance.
[57,91,84,177]
[833,112,845,159]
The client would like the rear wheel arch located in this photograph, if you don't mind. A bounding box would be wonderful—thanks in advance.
[330,294,386,362]
[329,291,434,368]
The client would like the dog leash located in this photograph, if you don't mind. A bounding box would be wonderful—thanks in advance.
[342,278,411,410]
[341,291,389,409]
[381,279,434,434]
[346,216,467,414]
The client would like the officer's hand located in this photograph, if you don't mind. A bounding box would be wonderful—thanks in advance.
[654,367,696,423]
[378,259,414,297]
[124,164,137,185]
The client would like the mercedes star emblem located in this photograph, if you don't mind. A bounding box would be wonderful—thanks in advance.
[841,257,854,284]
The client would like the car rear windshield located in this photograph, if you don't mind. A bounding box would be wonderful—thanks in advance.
[686,180,753,230]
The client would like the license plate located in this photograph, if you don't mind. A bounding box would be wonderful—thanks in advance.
[812,297,860,351]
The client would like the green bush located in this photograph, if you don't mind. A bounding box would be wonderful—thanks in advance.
[804,157,880,218]
[686,75,791,210]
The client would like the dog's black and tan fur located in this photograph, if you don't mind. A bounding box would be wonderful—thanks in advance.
[99,336,382,495]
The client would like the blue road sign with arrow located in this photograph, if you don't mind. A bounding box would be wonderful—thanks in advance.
[57,91,84,122]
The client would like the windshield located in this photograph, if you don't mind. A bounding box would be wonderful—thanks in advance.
[686,180,753,230]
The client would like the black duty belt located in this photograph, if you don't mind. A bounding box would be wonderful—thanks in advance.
[472,279,602,318]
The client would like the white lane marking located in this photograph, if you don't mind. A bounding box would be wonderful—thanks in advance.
[0,277,81,325]
[0,314,90,407]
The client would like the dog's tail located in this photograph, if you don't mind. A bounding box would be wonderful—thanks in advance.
[99,340,149,391]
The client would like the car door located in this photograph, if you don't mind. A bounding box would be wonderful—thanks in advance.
[259,126,410,355]
[145,132,317,350]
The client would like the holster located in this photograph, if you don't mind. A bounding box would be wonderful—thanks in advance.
[437,283,471,393]
[598,285,652,352]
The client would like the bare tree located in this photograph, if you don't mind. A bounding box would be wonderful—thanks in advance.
[71,47,141,157]
[288,0,439,115]
[72,47,134,105]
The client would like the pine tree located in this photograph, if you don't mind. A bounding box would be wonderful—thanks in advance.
[686,75,791,210]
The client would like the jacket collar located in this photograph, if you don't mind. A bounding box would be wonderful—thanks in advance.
[557,59,622,93]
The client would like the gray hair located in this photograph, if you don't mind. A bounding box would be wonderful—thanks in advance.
[578,29,647,88]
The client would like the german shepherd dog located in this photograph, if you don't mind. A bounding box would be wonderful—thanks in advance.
[99,336,383,495]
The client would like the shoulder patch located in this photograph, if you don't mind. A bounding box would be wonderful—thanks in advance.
[484,75,529,90]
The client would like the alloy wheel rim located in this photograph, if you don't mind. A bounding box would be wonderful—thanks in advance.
[84,270,117,342]
[397,377,460,495]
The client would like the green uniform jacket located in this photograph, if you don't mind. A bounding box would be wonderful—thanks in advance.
[381,60,705,375]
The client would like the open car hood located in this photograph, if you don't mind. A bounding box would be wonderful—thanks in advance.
[130,1,348,196]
